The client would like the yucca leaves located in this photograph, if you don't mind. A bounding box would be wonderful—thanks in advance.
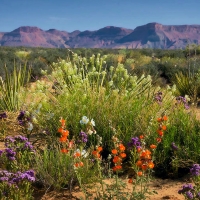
[173,72,200,102]
[0,63,31,111]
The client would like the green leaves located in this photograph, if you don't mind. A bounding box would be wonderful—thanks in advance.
[0,63,30,111]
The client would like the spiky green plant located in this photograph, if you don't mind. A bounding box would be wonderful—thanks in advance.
[0,63,30,111]
[173,72,200,103]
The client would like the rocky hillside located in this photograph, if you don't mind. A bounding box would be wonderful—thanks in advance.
[0,23,200,49]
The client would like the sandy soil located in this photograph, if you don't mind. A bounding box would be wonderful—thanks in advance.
[33,177,188,200]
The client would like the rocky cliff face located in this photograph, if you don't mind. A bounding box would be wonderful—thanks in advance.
[0,23,200,49]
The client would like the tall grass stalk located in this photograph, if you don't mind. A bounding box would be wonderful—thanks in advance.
[0,63,30,111]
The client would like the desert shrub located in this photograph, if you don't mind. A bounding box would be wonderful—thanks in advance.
[36,54,177,152]
[173,71,200,103]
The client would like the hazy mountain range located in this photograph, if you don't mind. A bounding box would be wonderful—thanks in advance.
[0,22,200,49]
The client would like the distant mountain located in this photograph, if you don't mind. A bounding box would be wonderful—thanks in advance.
[0,23,200,49]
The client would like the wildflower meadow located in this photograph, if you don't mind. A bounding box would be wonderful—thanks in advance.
[0,51,200,199]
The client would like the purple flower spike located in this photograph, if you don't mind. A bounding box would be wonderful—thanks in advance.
[190,164,200,176]
[171,142,178,151]
[79,131,88,143]
[0,112,7,119]
[128,137,141,149]
[186,191,193,199]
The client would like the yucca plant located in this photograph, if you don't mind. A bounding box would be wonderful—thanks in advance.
[173,72,200,103]
[0,63,31,111]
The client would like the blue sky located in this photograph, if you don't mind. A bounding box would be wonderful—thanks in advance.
[0,0,200,32]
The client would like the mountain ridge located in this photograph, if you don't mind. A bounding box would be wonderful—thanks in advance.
[0,23,200,49]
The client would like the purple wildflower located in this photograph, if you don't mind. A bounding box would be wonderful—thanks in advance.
[5,136,16,147]
[190,164,200,176]
[128,137,141,149]
[196,192,200,199]
[79,131,88,143]
[17,111,25,121]
[176,96,189,110]
[23,141,34,151]
[14,135,28,142]
[154,91,162,104]
[5,148,16,161]
[0,112,7,119]
[0,170,35,185]
[178,184,194,194]
[186,191,194,199]
[171,142,178,151]
[0,177,9,182]
[0,150,4,156]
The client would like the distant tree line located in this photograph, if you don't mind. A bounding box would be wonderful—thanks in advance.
[0,45,200,86]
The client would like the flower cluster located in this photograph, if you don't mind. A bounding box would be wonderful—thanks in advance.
[156,115,168,143]
[17,111,33,131]
[0,135,35,163]
[74,150,84,168]
[0,170,35,198]
[5,135,34,151]
[92,146,103,159]
[176,96,189,110]
[111,140,126,172]
[190,164,200,177]
[128,137,141,149]
[171,142,178,151]
[178,184,194,199]
[57,118,74,154]
[154,91,162,104]
[80,116,96,135]
[0,112,7,119]
[178,164,200,199]
[79,131,88,143]
[58,118,69,143]
[136,149,155,176]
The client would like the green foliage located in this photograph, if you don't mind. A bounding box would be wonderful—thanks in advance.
[36,54,178,154]
[173,72,200,102]
[0,64,30,111]
[35,148,76,190]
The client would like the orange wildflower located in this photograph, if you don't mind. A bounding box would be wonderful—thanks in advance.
[59,136,67,142]
[92,150,100,158]
[61,148,68,153]
[128,178,133,183]
[74,163,79,168]
[111,149,118,155]
[113,165,122,171]
[139,135,144,140]
[62,130,69,137]
[162,125,167,131]
[58,127,64,133]
[156,137,162,143]
[140,150,151,160]
[157,129,163,136]
[137,171,143,176]
[79,162,84,167]
[137,147,142,153]
[74,152,81,157]
[157,117,162,122]
[118,144,125,151]
[74,162,84,168]
[150,144,157,149]
[120,153,126,158]
[148,162,154,169]
[141,164,148,170]
[162,116,168,121]
[60,118,66,127]
[69,141,74,148]
[97,146,103,152]
[113,156,121,163]
[136,160,142,167]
